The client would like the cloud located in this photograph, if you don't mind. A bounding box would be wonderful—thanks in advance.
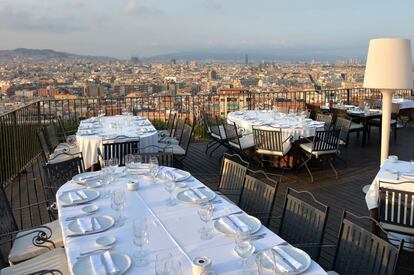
[0,3,88,33]
[201,0,222,10]
[123,0,164,16]
[67,0,86,9]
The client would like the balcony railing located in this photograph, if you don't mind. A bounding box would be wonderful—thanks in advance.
[1,87,413,187]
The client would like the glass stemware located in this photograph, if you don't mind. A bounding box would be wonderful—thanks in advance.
[109,157,119,175]
[197,202,214,240]
[163,174,176,206]
[155,252,182,275]
[111,188,126,227]
[149,156,159,183]
[255,249,278,275]
[235,232,255,275]
[133,218,149,267]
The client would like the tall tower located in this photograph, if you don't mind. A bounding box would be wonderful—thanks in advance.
[245,54,248,65]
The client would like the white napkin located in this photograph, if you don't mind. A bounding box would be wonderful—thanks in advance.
[68,190,88,203]
[192,188,208,200]
[103,251,120,275]
[166,170,185,181]
[183,190,200,202]
[218,215,249,233]
[262,250,291,273]
[400,173,414,181]
[90,254,106,275]
[77,217,101,234]
[273,246,303,272]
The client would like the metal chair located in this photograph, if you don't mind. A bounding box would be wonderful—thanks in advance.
[215,153,250,204]
[316,113,333,130]
[158,122,195,162]
[278,188,329,261]
[368,103,400,141]
[299,129,341,183]
[0,187,63,266]
[159,117,187,145]
[223,121,249,154]
[205,115,227,156]
[333,116,352,146]
[138,145,174,167]
[378,180,414,250]
[252,127,292,167]
[158,111,176,138]
[57,116,77,143]
[238,170,279,227]
[330,211,402,275]
[97,136,140,166]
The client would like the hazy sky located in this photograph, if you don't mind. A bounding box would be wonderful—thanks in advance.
[0,0,414,59]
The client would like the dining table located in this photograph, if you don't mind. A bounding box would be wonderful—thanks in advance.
[75,115,159,169]
[56,166,327,274]
[346,108,382,147]
[227,110,325,150]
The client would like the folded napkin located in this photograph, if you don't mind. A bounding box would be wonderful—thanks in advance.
[103,251,120,275]
[273,246,303,272]
[77,173,100,182]
[68,190,88,203]
[218,215,249,233]
[166,169,186,181]
[183,188,208,202]
[90,254,107,275]
[77,217,101,234]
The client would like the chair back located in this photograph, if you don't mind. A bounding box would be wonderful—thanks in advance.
[239,170,279,226]
[202,111,212,134]
[178,123,194,156]
[305,104,321,119]
[378,180,414,236]
[57,116,68,141]
[208,115,222,140]
[166,112,176,137]
[391,103,401,117]
[331,107,348,121]
[37,128,51,161]
[316,113,332,130]
[43,153,85,202]
[173,117,187,142]
[0,186,19,267]
[312,129,340,152]
[253,127,284,154]
[218,154,249,203]
[278,188,328,261]
[105,107,122,116]
[334,117,352,144]
[333,211,402,275]
[138,145,174,167]
[45,124,61,150]
[99,137,140,166]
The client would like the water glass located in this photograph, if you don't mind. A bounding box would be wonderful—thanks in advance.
[235,232,254,274]
[109,157,118,174]
[133,218,149,267]
[163,177,176,206]
[111,188,126,226]
[255,249,277,275]
[155,252,182,275]
[149,156,159,183]
[197,202,214,240]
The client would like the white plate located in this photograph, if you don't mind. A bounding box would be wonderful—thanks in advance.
[214,213,262,235]
[169,169,191,182]
[67,215,115,236]
[72,251,131,275]
[176,187,216,203]
[59,189,100,206]
[96,236,116,247]
[73,172,101,184]
[272,245,312,275]
[81,204,99,214]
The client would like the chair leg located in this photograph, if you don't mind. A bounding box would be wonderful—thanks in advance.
[205,139,217,154]
[209,142,222,157]
[394,124,397,141]
[328,157,338,179]
[298,154,314,183]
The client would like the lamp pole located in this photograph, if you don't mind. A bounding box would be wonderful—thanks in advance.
[380,89,394,164]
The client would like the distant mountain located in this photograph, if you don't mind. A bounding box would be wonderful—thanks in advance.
[0,48,117,61]
[143,50,350,63]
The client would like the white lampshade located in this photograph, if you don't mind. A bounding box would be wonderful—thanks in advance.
[363,38,413,89]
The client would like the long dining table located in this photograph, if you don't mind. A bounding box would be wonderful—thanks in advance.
[56,166,327,274]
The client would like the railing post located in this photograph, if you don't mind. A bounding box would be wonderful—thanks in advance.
[347,89,351,105]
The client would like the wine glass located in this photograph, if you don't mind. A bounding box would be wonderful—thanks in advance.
[125,154,134,169]
[156,252,182,275]
[109,157,118,175]
[163,175,176,206]
[197,202,214,240]
[99,166,111,198]
[149,156,159,183]
[235,231,255,274]
[256,249,277,275]
[133,218,149,267]
[111,188,126,227]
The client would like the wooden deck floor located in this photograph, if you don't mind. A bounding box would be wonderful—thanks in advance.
[4,126,414,273]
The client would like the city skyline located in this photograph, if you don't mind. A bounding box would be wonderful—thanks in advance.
[1,0,414,59]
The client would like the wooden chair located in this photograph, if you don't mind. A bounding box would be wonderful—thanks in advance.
[215,153,249,204]
[316,113,333,130]
[238,170,279,227]
[278,188,329,261]
[378,180,414,250]
[329,211,402,275]
[97,136,140,166]
[252,127,292,167]
[299,129,341,183]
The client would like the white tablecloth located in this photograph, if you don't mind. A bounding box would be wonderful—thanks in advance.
[365,160,414,210]
[76,116,158,169]
[56,167,327,274]
[393,98,414,110]
[227,110,324,149]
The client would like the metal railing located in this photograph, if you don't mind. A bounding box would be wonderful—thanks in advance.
[1,87,413,187]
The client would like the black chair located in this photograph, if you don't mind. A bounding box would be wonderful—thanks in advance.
[37,129,52,161]
[278,188,329,261]
[43,152,85,206]
[333,116,352,146]
[97,136,140,166]
[330,211,402,275]
[223,121,250,155]
[378,180,414,250]
[158,111,176,138]
[57,116,77,143]
[0,187,63,267]
[205,114,226,156]
[238,170,279,227]
[159,117,187,145]
[316,113,333,130]
[138,145,174,167]
[215,153,249,203]
[299,129,341,183]
[368,103,400,141]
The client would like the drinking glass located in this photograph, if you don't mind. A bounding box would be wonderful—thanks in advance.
[99,167,111,198]
[149,156,159,183]
[109,157,118,174]
[111,188,126,227]
[255,249,277,275]
[155,252,182,275]
[163,175,176,206]
[197,202,214,240]
[235,231,254,274]
[133,219,149,267]
[125,154,134,169]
